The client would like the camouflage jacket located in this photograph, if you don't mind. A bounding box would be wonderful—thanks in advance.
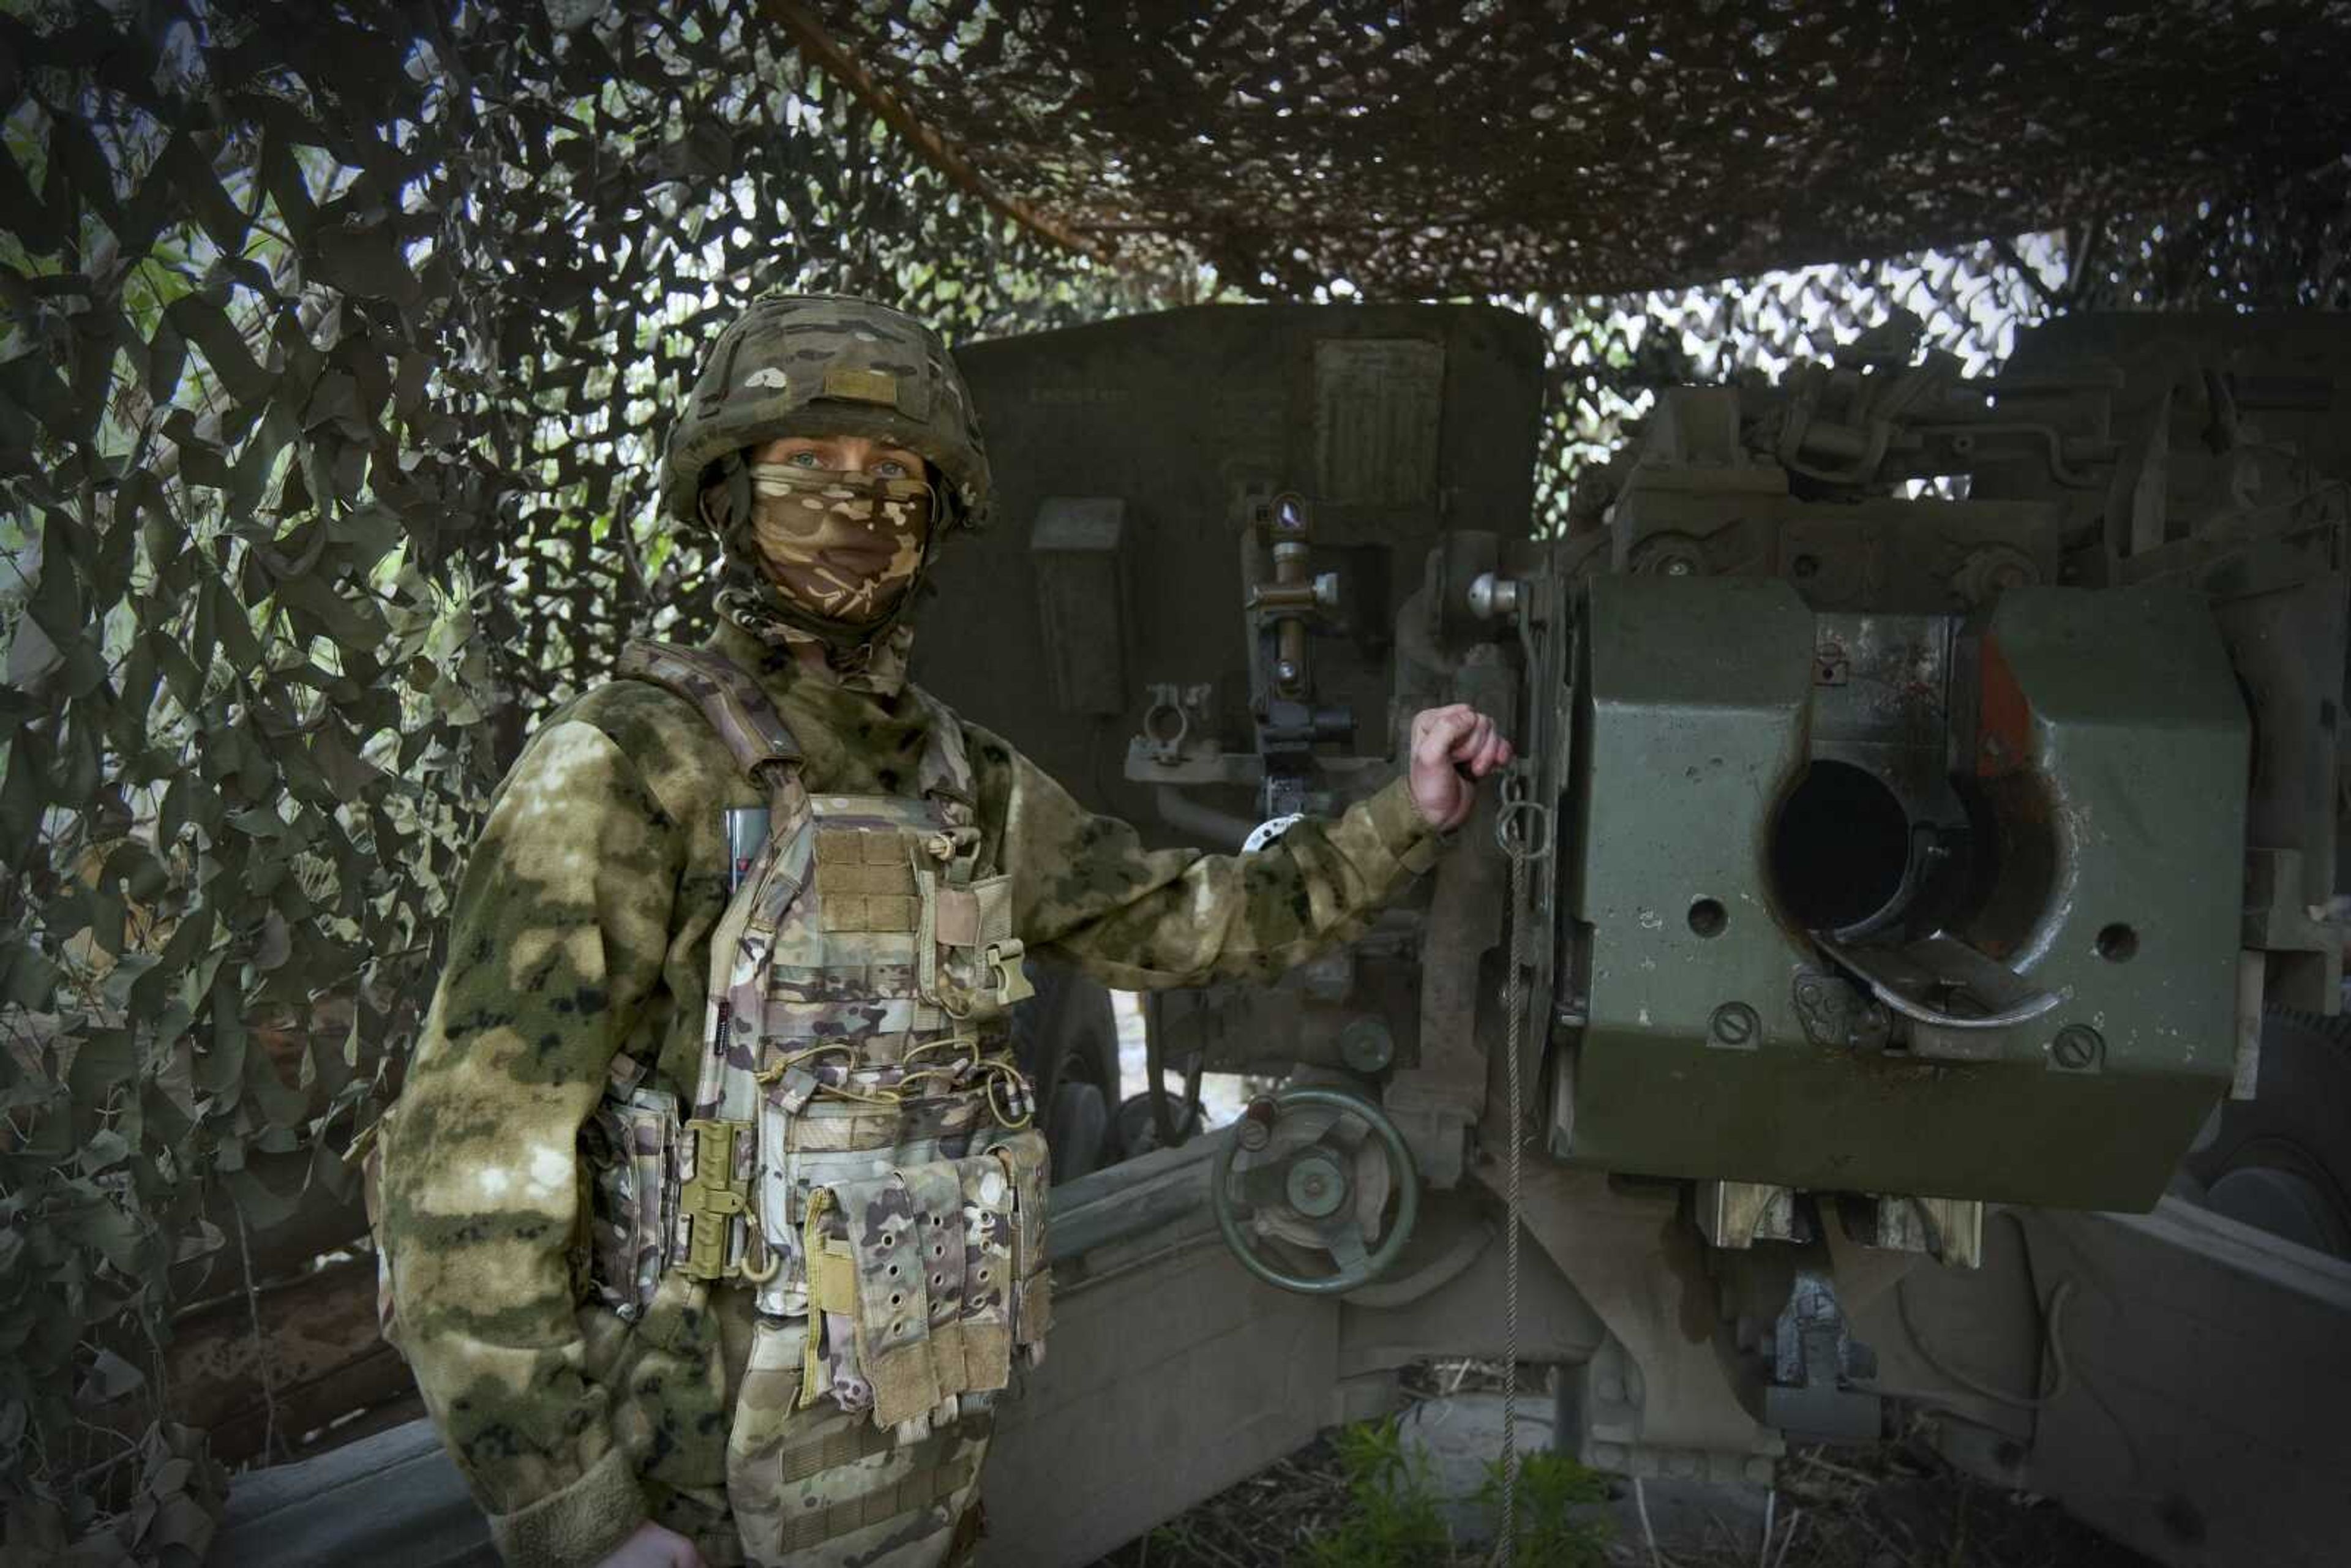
[379,620,1445,1567]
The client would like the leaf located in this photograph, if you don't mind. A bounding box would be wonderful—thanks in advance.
[59,1192,144,1274]
[25,517,85,646]
[155,636,206,708]
[253,910,290,972]
[0,942,59,1010]
[66,1029,135,1103]
[228,807,286,839]
[273,569,387,650]
[4,608,64,694]
[171,1217,225,1264]
[309,1132,353,1200]
[100,951,162,1010]
[244,1035,310,1127]
[77,1130,131,1174]
[73,1347,144,1408]
[220,1163,301,1229]
[0,740,43,866]
[310,717,385,803]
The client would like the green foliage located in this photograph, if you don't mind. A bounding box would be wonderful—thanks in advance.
[1479,1448,1614,1567]
[1300,1419,1613,1568]
[1300,1420,1454,1568]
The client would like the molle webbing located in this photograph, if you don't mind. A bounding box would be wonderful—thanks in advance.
[771,1430,983,1555]
[775,1408,896,1484]
[618,639,803,784]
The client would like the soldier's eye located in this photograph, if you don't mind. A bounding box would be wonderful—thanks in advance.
[787,450,823,468]
[871,458,910,479]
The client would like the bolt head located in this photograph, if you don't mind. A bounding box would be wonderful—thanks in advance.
[1286,1153,1350,1218]
[1339,1019,1395,1074]
[2050,1024,2104,1071]
[1709,1002,1760,1046]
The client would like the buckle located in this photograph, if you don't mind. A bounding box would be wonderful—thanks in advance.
[981,939,1037,1008]
[680,1117,753,1281]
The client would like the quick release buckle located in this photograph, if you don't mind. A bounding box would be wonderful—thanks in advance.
[982,939,1037,1008]
[680,1117,754,1281]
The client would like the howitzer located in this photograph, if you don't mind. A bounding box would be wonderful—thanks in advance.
[213,304,2351,1568]
[918,304,2351,1566]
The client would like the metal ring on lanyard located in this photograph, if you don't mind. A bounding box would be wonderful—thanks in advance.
[1493,770,1554,863]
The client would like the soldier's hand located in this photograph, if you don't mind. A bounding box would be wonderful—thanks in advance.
[594,1521,704,1568]
[1408,704,1513,832]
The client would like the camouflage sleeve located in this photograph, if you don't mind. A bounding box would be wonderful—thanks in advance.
[974,729,1446,990]
[381,717,681,1568]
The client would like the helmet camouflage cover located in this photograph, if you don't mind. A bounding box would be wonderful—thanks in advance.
[661,293,992,531]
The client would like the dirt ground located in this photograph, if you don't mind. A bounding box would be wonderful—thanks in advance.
[1084,1362,2158,1568]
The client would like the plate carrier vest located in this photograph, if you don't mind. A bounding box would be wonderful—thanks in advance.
[589,640,1053,1435]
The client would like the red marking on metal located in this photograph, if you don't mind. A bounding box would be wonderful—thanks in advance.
[1978,636,2031,778]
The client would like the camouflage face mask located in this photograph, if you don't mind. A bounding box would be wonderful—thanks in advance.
[743,463,933,625]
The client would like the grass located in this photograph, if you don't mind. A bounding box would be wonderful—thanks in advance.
[1089,1362,2158,1568]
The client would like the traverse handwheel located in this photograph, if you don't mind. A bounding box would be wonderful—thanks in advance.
[1210,1084,1420,1295]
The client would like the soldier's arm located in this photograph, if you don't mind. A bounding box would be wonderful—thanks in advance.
[972,724,1449,991]
[380,717,681,1567]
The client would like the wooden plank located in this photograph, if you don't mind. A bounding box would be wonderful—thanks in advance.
[163,1255,412,1465]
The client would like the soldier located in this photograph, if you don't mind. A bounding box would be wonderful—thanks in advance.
[374,294,1512,1568]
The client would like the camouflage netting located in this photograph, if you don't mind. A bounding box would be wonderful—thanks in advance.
[801,0,2351,301]
[0,0,2341,1559]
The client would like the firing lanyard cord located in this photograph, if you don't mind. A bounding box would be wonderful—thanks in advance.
[1493,757,1551,1564]
[1499,839,1529,1563]
[1494,580,1552,1562]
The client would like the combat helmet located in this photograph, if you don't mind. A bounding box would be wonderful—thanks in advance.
[661,293,992,532]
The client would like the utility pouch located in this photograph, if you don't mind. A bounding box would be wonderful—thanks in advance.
[800,1130,1051,1429]
[923,873,1035,1020]
[996,1131,1053,1362]
[583,1082,681,1318]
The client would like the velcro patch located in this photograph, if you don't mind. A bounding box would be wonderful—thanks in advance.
[822,366,899,407]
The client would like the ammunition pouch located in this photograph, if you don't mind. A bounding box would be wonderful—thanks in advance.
[798,1129,1052,1428]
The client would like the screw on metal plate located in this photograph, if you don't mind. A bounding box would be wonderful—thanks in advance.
[1710,1002,1761,1048]
[2050,1024,2105,1071]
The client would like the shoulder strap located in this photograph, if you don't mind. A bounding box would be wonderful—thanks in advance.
[618,639,803,784]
